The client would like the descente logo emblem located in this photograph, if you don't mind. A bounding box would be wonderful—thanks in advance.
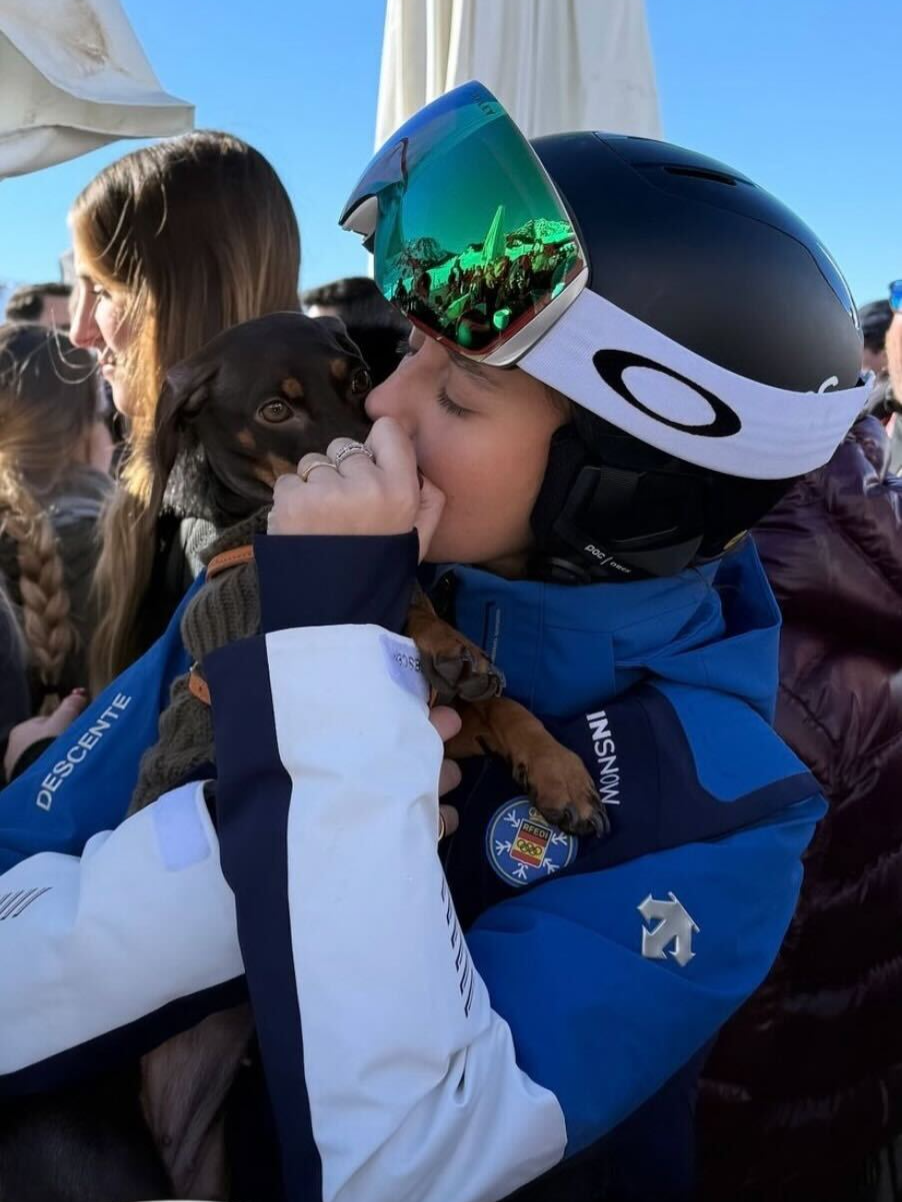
[593,349,742,438]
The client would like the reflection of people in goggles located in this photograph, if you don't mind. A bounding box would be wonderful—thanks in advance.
[390,219,580,353]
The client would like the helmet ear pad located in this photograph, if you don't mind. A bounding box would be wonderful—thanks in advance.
[529,410,795,583]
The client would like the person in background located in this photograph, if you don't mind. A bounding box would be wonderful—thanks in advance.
[0,323,110,716]
[68,131,301,692]
[5,280,117,471]
[860,298,892,377]
[699,404,902,1198]
[0,578,29,781]
[304,275,410,384]
[4,282,72,330]
[885,280,902,472]
[857,296,901,473]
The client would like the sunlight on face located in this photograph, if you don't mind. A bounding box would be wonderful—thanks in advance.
[69,262,137,417]
[366,330,567,572]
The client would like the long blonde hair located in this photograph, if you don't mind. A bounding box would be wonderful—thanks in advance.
[72,131,302,691]
[0,323,98,709]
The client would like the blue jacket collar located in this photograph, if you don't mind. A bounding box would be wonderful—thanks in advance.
[447,539,781,722]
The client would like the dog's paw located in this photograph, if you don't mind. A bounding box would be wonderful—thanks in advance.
[422,644,505,706]
[514,747,609,838]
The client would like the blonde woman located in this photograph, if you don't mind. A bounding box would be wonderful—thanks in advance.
[0,323,110,715]
[69,131,301,691]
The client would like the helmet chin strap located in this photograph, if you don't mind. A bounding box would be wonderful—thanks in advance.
[528,424,704,584]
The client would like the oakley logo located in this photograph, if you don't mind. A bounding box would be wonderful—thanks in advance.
[593,350,741,438]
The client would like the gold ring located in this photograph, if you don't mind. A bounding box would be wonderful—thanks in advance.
[333,442,374,468]
[300,459,339,483]
[438,811,446,842]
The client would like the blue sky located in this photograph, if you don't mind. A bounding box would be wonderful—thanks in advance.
[0,0,898,308]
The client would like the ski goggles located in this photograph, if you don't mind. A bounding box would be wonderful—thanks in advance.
[890,279,902,313]
[339,80,588,367]
[341,81,871,481]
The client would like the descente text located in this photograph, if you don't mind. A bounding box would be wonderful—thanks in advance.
[35,693,132,812]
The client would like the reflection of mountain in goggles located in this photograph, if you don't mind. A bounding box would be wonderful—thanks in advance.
[340,80,588,367]
[341,81,871,482]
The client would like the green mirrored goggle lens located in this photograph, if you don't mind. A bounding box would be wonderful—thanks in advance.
[342,82,585,360]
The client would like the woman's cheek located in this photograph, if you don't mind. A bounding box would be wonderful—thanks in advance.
[413,416,464,491]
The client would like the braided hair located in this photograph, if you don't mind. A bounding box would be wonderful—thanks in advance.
[0,323,98,710]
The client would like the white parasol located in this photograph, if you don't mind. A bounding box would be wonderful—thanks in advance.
[0,0,193,180]
[375,0,661,147]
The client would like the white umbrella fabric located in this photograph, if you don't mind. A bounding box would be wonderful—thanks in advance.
[375,0,661,147]
[0,0,193,180]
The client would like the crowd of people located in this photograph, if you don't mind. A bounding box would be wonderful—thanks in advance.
[393,235,579,351]
[0,99,901,1202]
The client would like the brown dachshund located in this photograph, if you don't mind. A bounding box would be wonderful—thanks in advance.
[144,311,605,833]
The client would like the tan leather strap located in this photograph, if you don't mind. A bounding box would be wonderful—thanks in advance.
[206,544,255,579]
[191,546,255,706]
[188,668,211,706]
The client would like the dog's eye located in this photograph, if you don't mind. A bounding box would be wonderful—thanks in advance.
[259,398,292,423]
[350,367,372,396]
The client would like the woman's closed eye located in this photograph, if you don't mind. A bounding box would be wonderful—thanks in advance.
[436,388,470,418]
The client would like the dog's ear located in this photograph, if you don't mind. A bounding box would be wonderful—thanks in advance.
[313,314,364,361]
[313,314,348,339]
[158,359,219,426]
[149,359,219,507]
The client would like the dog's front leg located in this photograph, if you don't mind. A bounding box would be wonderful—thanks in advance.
[449,698,608,838]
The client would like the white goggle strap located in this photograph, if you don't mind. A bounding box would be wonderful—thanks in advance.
[519,289,870,481]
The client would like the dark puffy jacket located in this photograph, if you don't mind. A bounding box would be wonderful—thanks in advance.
[698,417,902,1202]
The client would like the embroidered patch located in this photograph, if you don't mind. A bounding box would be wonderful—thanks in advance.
[486,799,577,887]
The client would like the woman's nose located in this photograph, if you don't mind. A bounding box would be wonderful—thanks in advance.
[68,284,102,350]
[365,376,416,437]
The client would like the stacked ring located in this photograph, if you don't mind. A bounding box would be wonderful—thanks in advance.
[333,441,374,468]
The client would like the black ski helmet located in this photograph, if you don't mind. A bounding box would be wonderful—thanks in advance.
[525,131,864,583]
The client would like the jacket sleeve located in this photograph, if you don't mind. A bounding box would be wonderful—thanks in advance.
[205,536,822,1202]
[0,780,245,1095]
[0,538,417,1099]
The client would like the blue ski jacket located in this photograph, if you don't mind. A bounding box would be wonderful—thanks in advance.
[0,533,821,1202]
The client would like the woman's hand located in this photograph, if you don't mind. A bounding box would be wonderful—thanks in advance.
[268,417,445,562]
[3,690,88,782]
[269,418,458,834]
